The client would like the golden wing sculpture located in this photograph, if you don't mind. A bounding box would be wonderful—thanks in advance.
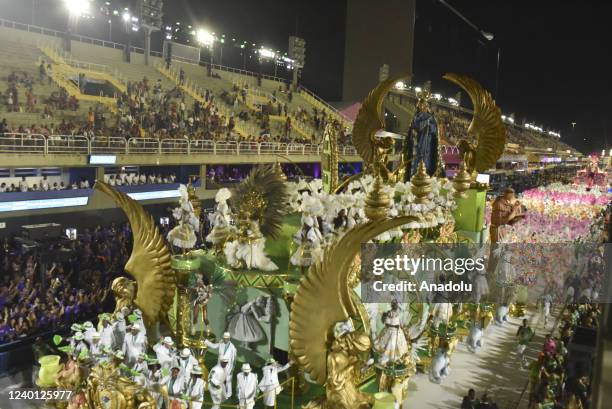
[95,182,175,329]
[289,214,419,385]
[353,72,411,168]
[443,73,506,174]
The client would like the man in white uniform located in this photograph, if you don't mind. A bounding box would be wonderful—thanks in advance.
[208,358,229,409]
[237,363,258,409]
[176,347,198,385]
[165,365,186,409]
[122,324,147,367]
[89,332,103,362]
[153,336,178,371]
[258,358,292,408]
[205,332,237,397]
[186,366,206,409]
[99,315,115,350]
[132,353,149,386]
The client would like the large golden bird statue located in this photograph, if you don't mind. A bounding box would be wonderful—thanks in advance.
[443,73,506,176]
[352,72,411,182]
[95,182,175,337]
[289,180,420,408]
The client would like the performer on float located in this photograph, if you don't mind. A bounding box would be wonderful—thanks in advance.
[490,187,525,244]
[122,324,147,367]
[431,302,454,330]
[176,347,198,385]
[205,332,237,397]
[146,359,165,409]
[89,332,103,361]
[132,309,146,338]
[165,365,186,409]
[99,314,114,350]
[82,321,96,346]
[132,353,149,386]
[208,358,230,409]
[167,184,200,251]
[237,363,258,409]
[206,188,233,250]
[258,358,292,408]
[192,276,214,336]
[224,212,278,271]
[374,299,410,365]
[290,215,324,273]
[72,331,88,359]
[186,366,206,409]
[153,336,178,371]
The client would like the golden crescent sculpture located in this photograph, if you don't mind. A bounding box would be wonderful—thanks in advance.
[443,73,506,174]
[289,214,419,385]
[95,182,175,330]
[352,72,411,180]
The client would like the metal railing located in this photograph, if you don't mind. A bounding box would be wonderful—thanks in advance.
[0,134,354,156]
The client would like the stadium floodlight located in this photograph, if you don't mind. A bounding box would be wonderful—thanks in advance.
[196,29,215,47]
[258,48,276,59]
[414,86,422,93]
[394,81,405,89]
[122,11,131,22]
[433,93,442,100]
[64,0,90,17]
[481,30,494,41]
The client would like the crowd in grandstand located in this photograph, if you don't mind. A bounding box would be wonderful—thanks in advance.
[0,224,130,343]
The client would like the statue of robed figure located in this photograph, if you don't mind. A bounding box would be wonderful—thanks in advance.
[403,91,443,180]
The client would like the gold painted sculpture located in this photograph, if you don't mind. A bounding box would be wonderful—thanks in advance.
[443,73,506,178]
[95,182,176,336]
[289,179,420,409]
[111,277,137,314]
[352,72,411,182]
[86,363,157,409]
[322,121,340,193]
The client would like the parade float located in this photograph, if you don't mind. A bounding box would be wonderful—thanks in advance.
[36,72,535,409]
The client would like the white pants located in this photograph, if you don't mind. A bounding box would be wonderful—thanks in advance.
[239,400,255,409]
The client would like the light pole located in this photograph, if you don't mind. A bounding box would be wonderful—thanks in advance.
[63,0,90,52]
[196,28,215,74]
[437,0,501,100]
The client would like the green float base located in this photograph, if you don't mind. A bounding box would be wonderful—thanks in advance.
[453,188,486,233]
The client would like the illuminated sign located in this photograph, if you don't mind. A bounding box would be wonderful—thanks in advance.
[0,197,89,212]
[89,155,117,165]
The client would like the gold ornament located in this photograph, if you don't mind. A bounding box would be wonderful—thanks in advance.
[86,363,157,409]
[443,73,506,175]
[364,176,391,220]
[111,277,136,315]
[187,181,201,218]
[95,182,175,339]
[452,162,473,198]
[352,72,411,181]
[410,161,432,204]
[289,214,419,409]
[321,122,339,193]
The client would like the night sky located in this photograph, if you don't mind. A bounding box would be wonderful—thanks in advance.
[2,0,610,153]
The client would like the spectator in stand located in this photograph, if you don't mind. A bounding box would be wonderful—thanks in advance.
[19,177,28,192]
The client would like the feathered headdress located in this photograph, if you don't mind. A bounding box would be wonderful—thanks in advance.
[230,165,288,239]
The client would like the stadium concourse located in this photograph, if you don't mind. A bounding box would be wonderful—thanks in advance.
[0,9,609,409]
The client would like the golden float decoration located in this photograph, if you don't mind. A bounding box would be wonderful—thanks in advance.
[95,182,176,338]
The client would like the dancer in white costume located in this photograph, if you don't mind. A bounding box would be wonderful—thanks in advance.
[167,184,200,250]
[186,366,206,409]
[290,216,324,269]
[237,363,258,409]
[206,188,232,247]
[258,358,292,408]
[208,359,229,409]
[224,219,278,271]
[374,300,409,365]
[205,332,237,397]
